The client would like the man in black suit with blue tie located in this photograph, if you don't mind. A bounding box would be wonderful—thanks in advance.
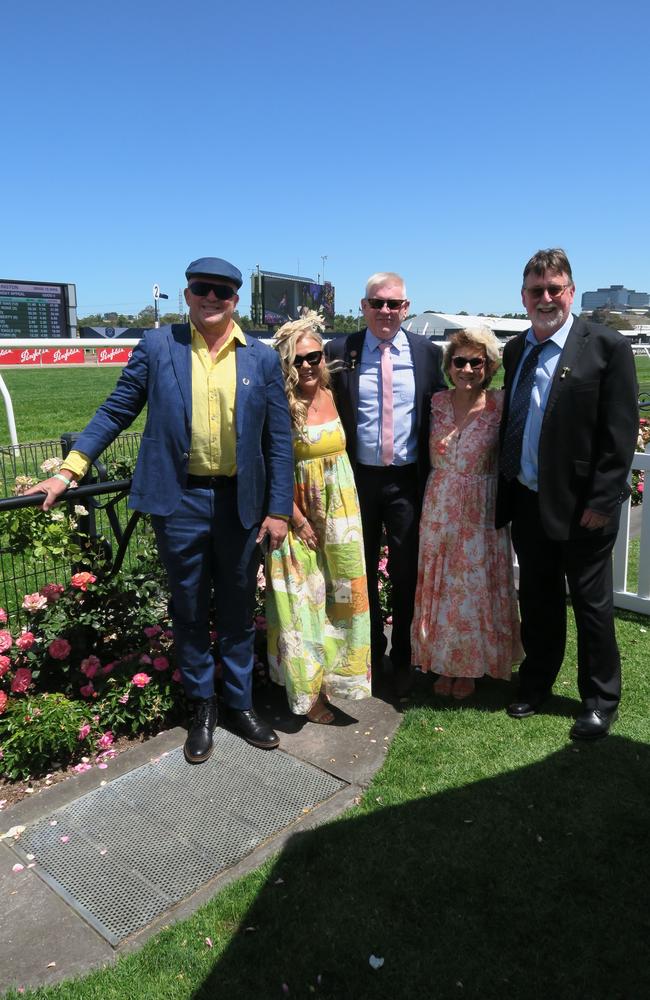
[326,272,446,696]
[496,248,638,739]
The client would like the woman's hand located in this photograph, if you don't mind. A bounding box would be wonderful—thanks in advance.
[293,517,319,551]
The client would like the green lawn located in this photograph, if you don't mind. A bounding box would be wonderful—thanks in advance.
[1,355,649,447]
[5,610,650,1000]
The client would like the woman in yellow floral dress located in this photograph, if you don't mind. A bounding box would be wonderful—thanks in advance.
[267,312,371,723]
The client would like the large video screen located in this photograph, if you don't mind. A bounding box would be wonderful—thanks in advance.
[0,280,77,338]
[262,276,334,327]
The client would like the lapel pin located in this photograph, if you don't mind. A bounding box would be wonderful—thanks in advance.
[560,367,571,380]
[242,377,250,385]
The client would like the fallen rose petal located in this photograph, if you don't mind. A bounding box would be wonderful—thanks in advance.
[12,863,24,872]
[97,762,108,769]
[369,955,384,970]
[60,836,69,843]
[25,853,35,860]
[47,961,56,968]
[205,937,213,948]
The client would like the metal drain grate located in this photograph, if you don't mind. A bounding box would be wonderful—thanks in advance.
[13,732,345,944]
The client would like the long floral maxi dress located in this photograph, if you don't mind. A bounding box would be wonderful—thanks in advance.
[266,417,372,714]
[411,390,522,678]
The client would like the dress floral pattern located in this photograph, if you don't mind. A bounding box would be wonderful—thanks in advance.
[411,390,522,678]
[266,418,371,714]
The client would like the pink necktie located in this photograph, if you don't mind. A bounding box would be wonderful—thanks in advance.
[379,341,394,466]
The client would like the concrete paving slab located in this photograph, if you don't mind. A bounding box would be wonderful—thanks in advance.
[0,691,401,995]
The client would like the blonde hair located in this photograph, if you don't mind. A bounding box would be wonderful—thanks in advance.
[272,310,331,437]
[443,327,502,389]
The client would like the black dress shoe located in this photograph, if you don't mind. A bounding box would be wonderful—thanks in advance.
[184,697,218,763]
[222,707,279,749]
[506,698,545,719]
[570,708,618,741]
[392,665,414,699]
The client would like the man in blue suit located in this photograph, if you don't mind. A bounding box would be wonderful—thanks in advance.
[31,257,294,763]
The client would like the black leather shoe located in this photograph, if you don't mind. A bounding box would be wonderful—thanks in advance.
[184,697,218,763]
[392,665,414,699]
[506,698,545,719]
[570,708,618,741]
[222,708,279,749]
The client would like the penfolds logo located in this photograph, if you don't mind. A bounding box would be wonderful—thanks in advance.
[99,348,123,362]
[52,349,78,362]
[0,348,12,357]
[20,349,42,363]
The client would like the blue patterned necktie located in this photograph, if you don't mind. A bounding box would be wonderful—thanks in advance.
[500,342,545,481]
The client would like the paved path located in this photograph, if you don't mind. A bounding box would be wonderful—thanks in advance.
[0,685,403,995]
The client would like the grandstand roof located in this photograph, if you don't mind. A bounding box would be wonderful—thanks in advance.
[404,312,530,338]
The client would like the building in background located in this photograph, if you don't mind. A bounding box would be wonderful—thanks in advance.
[404,312,530,341]
[581,285,650,312]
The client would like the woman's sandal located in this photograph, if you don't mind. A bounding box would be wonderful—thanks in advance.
[307,698,335,725]
[434,675,453,697]
[451,678,475,700]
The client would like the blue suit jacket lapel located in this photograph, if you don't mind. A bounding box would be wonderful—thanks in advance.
[169,324,192,429]
[235,338,255,439]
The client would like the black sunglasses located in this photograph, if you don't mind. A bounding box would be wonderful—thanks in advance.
[293,350,323,368]
[188,281,238,300]
[452,355,485,369]
[523,283,572,300]
[366,298,406,310]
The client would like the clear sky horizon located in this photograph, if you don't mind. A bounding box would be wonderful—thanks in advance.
[2,0,648,324]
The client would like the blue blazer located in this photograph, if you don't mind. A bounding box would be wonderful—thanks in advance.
[74,324,294,527]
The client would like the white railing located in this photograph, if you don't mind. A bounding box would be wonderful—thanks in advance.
[613,450,650,613]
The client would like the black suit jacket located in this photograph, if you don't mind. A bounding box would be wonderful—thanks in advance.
[495,316,638,540]
[325,329,446,495]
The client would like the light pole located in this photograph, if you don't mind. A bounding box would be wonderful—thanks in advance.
[321,255,328,285]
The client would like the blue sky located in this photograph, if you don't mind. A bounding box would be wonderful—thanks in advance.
[2,0,648,322]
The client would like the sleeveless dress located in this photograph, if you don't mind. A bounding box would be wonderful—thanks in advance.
[266,417,371,714]
[411,390,522,678]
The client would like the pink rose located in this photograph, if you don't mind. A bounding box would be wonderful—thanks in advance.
[40,583,65,603]
[132,672,151,688]
[0,608,7,624]
[0,631,13,653]
[80,655,101,679]
[78,723,91,740]
[101,661,116,676]
[70,572,97,591]
[0,655,10,677]
[16,632,35,651]
[118,692,130,704]
[139,654,152,665]
[639,482,644,494]
[171,669,182,683]
[97,731,114,750]
[22,592,48,613]
[79,683,95,698]
[143,625,162,638]
[11,668,32,694]
[152,656,169,672]
[0,690,7,713]
[49,638,71,660]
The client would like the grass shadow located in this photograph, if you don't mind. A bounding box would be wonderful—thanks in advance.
[190,735,650,1000]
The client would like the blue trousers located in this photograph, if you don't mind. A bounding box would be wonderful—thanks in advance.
[151,482,260,707]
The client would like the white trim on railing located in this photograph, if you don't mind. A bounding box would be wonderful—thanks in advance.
[613,449,650,614]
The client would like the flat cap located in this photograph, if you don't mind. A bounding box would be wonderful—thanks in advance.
[185,257,242,288]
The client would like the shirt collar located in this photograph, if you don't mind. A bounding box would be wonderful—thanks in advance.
[190,320,246,349]
[366,327,407,353]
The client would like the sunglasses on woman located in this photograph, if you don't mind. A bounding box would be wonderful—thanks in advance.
[452,356,485,369]
[293,350,323,368]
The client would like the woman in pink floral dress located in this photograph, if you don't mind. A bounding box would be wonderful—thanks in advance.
[411,328,522,699]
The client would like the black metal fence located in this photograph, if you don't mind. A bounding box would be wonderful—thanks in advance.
[0,433,151,619]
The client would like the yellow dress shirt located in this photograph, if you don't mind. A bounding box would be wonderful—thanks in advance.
[63,321,246,480]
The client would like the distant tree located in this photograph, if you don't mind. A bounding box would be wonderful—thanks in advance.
[591,308,633,330]
[458,310,468,316]
[501,312,528,320]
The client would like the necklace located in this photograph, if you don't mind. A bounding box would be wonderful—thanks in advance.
[303,388,322,414]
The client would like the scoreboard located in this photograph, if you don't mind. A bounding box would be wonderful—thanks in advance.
[0,280,77,339]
